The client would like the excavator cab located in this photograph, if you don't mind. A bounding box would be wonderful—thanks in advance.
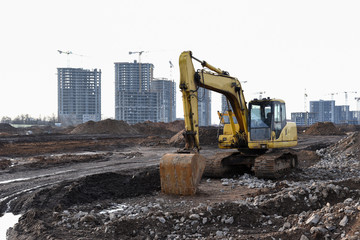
[248,99,297,149]
[248,99,273,141]
[219,99,296,149]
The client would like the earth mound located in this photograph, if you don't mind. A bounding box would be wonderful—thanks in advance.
[304,122,344,135]
[70,119,138,135]
[168,126,219,147]
[0,123,17,134]
[324,131,360,158]
[337,124,360,133]
[132,120,184,136]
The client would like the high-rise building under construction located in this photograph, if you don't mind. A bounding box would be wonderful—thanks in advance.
[151,78,176,122]
[198,89,211,126]
[115,61,160,124]
[57,68,101,126]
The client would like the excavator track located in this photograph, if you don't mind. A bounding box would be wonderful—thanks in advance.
[203,151,257,178]
[203,153,231,178]
[253,151,298,178]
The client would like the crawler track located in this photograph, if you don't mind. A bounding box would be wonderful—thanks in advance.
[253,151,298,178]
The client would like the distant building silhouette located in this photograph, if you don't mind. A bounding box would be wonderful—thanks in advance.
[291,99,360,125]
[290,112,316,126]
[198,89,211,126]
[151,78,176,122]
[114,61,159,124]
[310,100,335,123]
[57,68,101,126]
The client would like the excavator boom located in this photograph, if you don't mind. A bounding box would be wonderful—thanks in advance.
[160,51,249,195]
[178,51,249,150]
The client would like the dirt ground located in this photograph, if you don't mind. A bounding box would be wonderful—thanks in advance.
[1,120,360,240]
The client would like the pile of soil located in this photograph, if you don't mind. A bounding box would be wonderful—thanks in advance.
[132,120,185,136]
[168,126,220,147]
[132,120,184,136]
[70,119,138,135]
[162,120,184,133]
[0,123,17,134]
[325,131,360,158]
[304,122,344,136]
[337,124,360,133]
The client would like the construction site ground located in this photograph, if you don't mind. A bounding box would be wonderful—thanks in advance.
[0,120,360,240]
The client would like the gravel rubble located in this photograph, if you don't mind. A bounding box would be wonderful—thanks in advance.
[6,132,360,239]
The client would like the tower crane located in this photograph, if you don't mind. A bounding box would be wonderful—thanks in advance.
[327,91,357,106]
[129,51,147,63]
[129,51,148,92]
[327,92,338,100]
[327,91,357,124]
[57,50,86,67]
[57,50,72,55]
[304,89,308,126]
[254,91,266,99]
[304,88,308,112]
[355,97,360,111]
[343,91,357,106]
[169,60,174,80]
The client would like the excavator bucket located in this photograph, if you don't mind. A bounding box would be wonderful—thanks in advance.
[160,153,206,195]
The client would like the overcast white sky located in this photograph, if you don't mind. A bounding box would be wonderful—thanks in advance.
[1,0,360,123]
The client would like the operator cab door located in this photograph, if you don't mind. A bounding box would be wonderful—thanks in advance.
[273,101,287,139]
[249,100,287,141]
[249,101,272,141]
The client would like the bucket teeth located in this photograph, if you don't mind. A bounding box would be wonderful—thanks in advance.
[160,153,206,195]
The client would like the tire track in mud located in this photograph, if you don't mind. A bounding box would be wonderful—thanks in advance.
[0,147,170,216]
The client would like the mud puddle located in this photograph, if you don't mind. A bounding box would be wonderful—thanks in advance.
[0,212,20,239]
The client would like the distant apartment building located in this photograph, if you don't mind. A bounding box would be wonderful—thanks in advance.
[151,78,176,122]
[57,68,101,126]
[334,105,350,124]
[221,95,229,113]
[221,94,237,113]
[115,61,160,124]
[310,100,335,123]
[291,112,317,126]
[291,99,360,125]
[115,61,153,92]
[349,111,360,124]
[116,91,159,124]
[198,89,211,126]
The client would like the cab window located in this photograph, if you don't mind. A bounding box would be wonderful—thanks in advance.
[249,102,272,140]
[273,102,286,138]
[250,103,271,128]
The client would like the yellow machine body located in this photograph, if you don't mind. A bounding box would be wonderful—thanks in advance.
[160,51,298,195]
[218,99,297,150]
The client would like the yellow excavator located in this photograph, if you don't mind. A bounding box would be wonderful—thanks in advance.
[160,51,298,195]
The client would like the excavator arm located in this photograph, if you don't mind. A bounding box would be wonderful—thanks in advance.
[160,51,250,195]
[179,51,249,151]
